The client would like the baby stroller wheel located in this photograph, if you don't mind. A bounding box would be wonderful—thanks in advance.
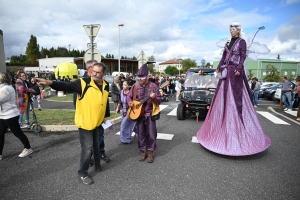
[33,125,42,133]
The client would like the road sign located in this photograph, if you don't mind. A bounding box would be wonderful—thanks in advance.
[84,48,101,63]
[87,43,97,49]
[83,24,101,42]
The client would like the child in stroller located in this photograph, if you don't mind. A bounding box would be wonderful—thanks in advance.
[160,89,169,102]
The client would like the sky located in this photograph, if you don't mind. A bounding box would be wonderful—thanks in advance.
[1,0,300,66]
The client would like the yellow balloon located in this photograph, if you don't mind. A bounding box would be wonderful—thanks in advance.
[54,62,78,81]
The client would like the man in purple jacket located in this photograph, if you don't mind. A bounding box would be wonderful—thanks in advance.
[127,64,161,163]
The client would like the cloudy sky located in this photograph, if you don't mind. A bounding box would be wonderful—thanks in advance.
[1,0,300,65]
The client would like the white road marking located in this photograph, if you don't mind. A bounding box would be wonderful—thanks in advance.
[159,105,168,111]
[285,110,297,117]
[167,107,177,116]
[191,136,199,143]
[115,132,174,140]
[257,111,290,125]
[157,133,174,140]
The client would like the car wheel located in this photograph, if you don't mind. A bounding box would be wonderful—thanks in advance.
[177,103,186,120]
[271,93,276,101]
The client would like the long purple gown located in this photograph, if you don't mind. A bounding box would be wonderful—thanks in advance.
[196,38,271,156]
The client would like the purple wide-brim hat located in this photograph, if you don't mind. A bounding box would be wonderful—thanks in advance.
[136,64,148,76]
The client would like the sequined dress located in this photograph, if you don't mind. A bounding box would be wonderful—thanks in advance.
[196,38,271,156]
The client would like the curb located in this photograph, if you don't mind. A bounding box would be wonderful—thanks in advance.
[41,116,123,132]
[267,107,300,126]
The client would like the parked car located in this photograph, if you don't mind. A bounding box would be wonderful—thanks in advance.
[104,75,114,97]
[259,82,279,98]
[177,68,216,120]
[262,84,282,101]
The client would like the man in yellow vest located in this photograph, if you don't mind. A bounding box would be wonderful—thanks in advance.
[36,62,110,185]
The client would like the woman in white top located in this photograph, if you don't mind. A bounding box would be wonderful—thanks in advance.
[0,72,33,160]
[175,77,182,101]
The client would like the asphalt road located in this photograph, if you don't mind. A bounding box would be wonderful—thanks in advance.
[1,96,300,200]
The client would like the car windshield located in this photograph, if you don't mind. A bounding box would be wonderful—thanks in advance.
[184,73,218,90]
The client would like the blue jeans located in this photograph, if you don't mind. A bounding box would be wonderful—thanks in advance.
[169,89,174,96]
[19,102,30,124]
[97,126,105,155]
[282,92,292,109]
[253,91,259,106]
[78,128,101,177]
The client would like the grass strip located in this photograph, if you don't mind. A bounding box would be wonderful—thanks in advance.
[33,109,121,125]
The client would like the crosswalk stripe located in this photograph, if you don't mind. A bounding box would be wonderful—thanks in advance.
[159,105,168,111]
[115,132,174,140]
[257,111,290,125]
[167,107,177,116]
[191,136,199,143]
[285,110,297,117]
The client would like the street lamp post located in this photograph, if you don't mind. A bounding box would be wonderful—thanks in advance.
[118,24,124,76]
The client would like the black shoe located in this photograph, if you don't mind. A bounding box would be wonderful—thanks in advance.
[95,166,102,172]
[100,154,110,163]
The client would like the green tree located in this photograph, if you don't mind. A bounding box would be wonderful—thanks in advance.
[164,65,179,75]
[112,54,114,59]
[205,62,212,68]
[49,47,56,57]
[25,35,40,65]
[263,64,281,82]
[247,69,254,81]
[56,47,69,57]
[147,55,156,74]
[181,58,197,73]
[40,47,49,58]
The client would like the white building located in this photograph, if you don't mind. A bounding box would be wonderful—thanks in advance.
[158,58,183,73]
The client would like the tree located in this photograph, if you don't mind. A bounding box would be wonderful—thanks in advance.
[263,64,281,82]
[147,55,156,74]
[49,47,56,57]
[164,66,179,75]
[112,54,114,59]
[121,56,124,59]
[56,47,69,57]
[132,56,137,60]
[181,58,197,73]
[201,58,206,67]
[247,69,254,81]
[205,62,212,68]
[40,47,50,58]
[106,53,109,58]
[25,35,40,65]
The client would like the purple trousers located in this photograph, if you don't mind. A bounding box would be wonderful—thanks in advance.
[136,116,157,152]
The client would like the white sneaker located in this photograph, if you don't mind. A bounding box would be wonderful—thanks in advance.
[287,109,292,112]
[284,108,288,111]
[19,148,33,157]
[0,155,2,160]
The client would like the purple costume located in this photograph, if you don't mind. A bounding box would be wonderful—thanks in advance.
[127,65,161,152]
[197,38,271,156]
[119,90,137,143]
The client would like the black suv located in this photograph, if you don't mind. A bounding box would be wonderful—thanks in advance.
[177,68,217,121]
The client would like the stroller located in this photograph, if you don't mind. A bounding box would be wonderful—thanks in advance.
[160,89,169,102]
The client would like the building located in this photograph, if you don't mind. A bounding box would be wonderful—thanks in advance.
[35,51,155,76]
[213,59,300,81]
[158,58,183,73]
[0,30,5,72]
